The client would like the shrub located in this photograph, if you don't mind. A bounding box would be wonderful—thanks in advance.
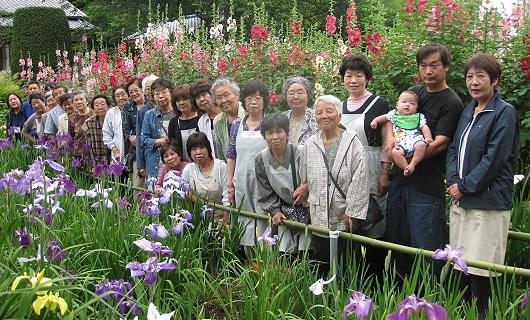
[9,7,72,81]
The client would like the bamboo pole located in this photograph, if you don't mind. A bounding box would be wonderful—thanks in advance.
[108,179,530,277]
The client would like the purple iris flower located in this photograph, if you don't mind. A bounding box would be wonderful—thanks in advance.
[386,294,447,320]
[60,265,76,284]
[117,197,132,209]
[71,157,82,167]
[342,291,375,319]
[45,238,68,261]
[93,163,105,177]
[170,210,195,235]
[143,224,170,239]
[133,238,172,255]
[21,144,31,150]
[126,257,177,285]
[52,173,76,195]
[200,205,214,218]
[95,279,138,315]
[13,227,31,248]
[432,244,468,275]
[7,126,17,136]
[257,226,279,246]
[0,138,13,149]
[521,291,529,309]
[106,159,126,176]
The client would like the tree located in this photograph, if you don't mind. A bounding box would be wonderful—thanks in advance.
[10,7,72,78]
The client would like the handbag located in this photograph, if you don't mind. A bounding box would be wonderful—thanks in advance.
[280,145,309,226]
[319,149,383,233]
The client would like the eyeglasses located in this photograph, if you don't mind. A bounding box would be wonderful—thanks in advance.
[215,92,233,102]
[244,96,263,103]
[287,90,307,97]
[153,89,170,97]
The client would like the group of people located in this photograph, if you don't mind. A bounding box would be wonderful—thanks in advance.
[6,43,519,319]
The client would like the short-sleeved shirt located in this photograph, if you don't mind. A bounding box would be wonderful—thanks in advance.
[392,85,463,198]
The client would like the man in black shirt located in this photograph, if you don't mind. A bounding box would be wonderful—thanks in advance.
[385,43,464,278]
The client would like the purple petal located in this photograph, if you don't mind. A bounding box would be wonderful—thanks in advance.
[422,301,447,320]
[45,160,65,172]
[432,249,448,260]
[144,271,157,285]
[453,257,468,275]
[126,262,145,278]
[521,292,528,309]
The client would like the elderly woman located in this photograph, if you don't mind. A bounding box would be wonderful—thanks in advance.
[191,79,221,158]
[57,93,74,135]
[182,132,229,230]
[226,81,269,257]
[446,53,519,318]
[168,84,201,162]
[339,53,391,277]
[299,95,369,274]
[281,77,319,146]
[211,77,247,161]
[102,84,128,162]
[255,114,309,253]
[68,90,94,156]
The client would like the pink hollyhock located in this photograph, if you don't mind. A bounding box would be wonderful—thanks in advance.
[289,20,301,35]
[414,76,421,83]
[326,15,337,34]
[217,58,228,71]
[269,92,280,105]
[440,0,451,5]
[19,58,25,66]
[251,25,268,40]
[346,4,357,24]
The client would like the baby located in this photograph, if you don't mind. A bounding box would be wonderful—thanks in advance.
[370,90,433,176]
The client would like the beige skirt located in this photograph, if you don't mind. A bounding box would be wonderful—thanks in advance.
[450,204,510,277]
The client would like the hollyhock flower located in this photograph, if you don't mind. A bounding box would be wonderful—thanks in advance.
[432,244,468,274]
[440,0,451,5]
[143,224,170,238]
[46,238,68,261]
[326,15,337,34]
[414,76,421,83]
[19,58,25,66]
[257,226,279,245]
[11,268,51,293]
[14,227,31,248]
[269,92,280,104]
[126,257,177,285]
[386,294,447,320]
[133,238,172,255]
[289,19,301,35]
[33,291,68,315]
[146,302,176,319]
[342,291,374,319]
[309,274,336,295]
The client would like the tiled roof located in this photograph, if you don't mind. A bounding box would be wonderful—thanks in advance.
[0,0,93,29]
[0,0,88,18]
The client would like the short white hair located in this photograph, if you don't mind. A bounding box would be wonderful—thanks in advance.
[313,95,342,116]
[142,75,159,94]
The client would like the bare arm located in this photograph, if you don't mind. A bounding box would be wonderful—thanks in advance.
[370,114,389,129]
[226,158,236,206]
[424,135,451,159]
[421,124,433,143]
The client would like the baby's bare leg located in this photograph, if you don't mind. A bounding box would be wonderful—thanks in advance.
[392,147,409,172]
[404,142,427,176]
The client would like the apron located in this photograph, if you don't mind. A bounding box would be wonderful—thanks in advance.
[233,122,268,246]
[261,146,310,253]
[189,160,224,227]
[179,118,197,163]
[341,96,387,238]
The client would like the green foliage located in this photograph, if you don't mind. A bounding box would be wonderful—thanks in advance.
[9,7,73,80]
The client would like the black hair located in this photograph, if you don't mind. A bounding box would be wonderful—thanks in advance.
[186,132,213,161]
[28,93,45,103]
[91,94,112,108]
[260,114,290,138]
[240,81,269,110]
